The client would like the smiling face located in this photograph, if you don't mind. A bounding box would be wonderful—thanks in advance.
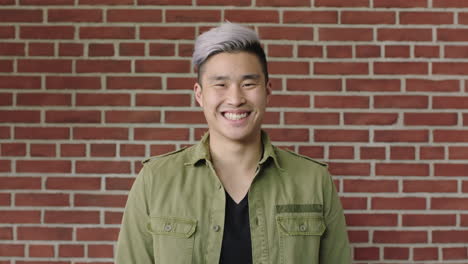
[194,51,271,144]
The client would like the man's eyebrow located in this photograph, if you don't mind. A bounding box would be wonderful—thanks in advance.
[242,74,261,80]
[207,74,261,81]
[207,75,229,81]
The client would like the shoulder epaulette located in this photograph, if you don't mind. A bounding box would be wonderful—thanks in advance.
[142,147,188,164]
[284,148,328,167]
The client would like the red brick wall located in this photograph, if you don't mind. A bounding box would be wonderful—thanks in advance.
[1,0,468,263]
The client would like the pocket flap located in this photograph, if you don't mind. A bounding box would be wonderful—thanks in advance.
[148,216,197,238]
[277,215,325,236]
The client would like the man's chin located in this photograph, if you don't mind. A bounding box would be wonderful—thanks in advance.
[217,129,261,143]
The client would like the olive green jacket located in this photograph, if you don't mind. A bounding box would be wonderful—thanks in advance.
[116,132,351,264]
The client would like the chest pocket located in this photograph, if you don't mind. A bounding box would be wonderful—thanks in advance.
[276,215,326,264]
[148,216,197,264]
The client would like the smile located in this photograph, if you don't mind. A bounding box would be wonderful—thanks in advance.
[222,112,251,121]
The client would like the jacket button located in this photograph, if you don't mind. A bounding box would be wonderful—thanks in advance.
[299,224,307,232]
[212,225,220,232]
[164,224,172,232]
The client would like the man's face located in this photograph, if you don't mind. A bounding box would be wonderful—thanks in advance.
[194,51,271,143]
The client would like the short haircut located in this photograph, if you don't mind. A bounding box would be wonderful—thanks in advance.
[192,22,269,84]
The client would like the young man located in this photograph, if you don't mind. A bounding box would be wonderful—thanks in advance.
[116,23,351,264]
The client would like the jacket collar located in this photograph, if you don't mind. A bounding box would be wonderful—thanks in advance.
[185,130,281,169]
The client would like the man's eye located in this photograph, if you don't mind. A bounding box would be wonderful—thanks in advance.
[214,83,225,87]
[243,83,256,88]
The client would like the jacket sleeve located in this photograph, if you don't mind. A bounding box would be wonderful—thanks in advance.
[319,168,352,263]
[115,165,154,264]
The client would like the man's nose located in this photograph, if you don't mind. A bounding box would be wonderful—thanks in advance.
[226,85,246,106]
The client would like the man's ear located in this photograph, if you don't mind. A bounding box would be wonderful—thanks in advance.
[266,80,272,103]
[194,82,203,107]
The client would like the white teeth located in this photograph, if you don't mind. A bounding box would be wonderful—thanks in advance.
[224,112,248,120]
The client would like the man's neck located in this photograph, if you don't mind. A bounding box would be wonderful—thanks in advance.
[208,131,263,203]
[208,131,263,178]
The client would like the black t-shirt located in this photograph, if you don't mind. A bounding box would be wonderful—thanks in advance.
[219,192,253,264]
